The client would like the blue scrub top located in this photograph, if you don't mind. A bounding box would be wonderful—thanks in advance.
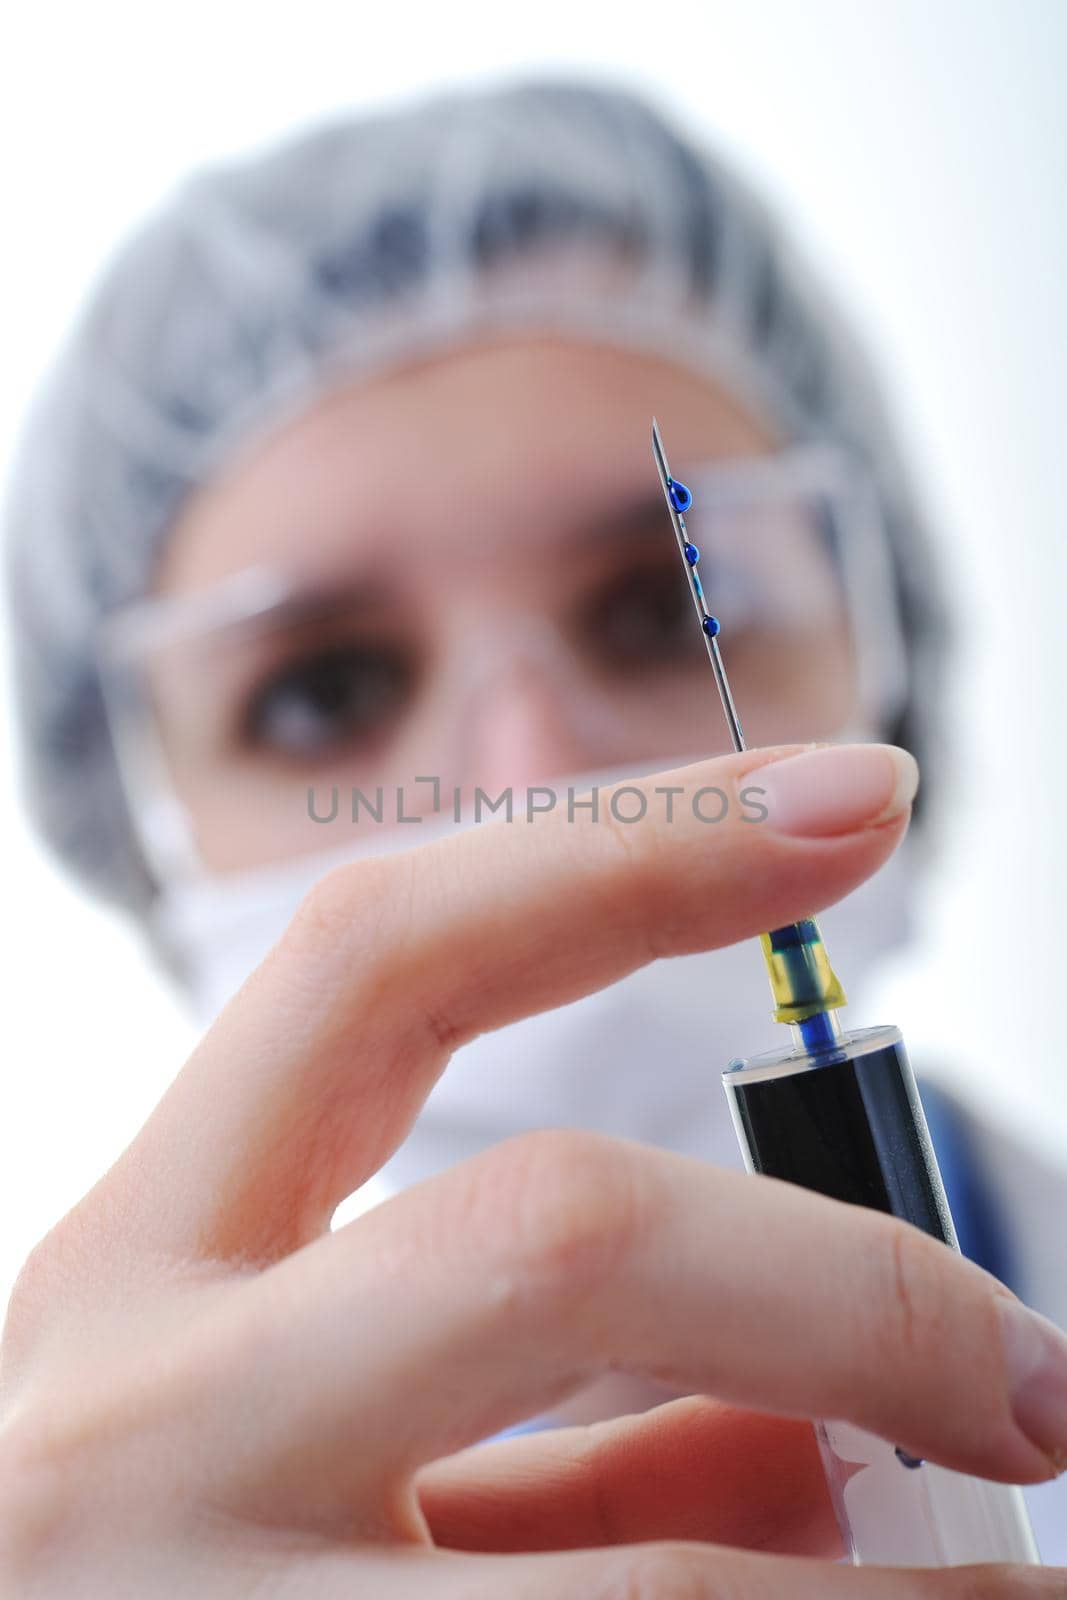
[918,1077,1017,1285]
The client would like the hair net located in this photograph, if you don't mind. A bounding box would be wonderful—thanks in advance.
[2,75,947,921]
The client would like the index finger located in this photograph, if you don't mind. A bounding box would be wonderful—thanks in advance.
[107,741,917,1263]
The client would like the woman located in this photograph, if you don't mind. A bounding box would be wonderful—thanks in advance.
[2,78,1065,1590]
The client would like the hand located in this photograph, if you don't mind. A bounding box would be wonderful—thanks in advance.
[2,744,1064,1597]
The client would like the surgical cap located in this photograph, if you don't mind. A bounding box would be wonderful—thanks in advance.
[2,76,947,920]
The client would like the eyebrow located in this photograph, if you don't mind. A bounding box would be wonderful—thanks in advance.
[580,488,668,546]
[175,485,676,653]
[243,490,673,616]
[216,575,397,646]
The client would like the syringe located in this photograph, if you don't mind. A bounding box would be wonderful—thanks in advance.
[652,418,1040,1566]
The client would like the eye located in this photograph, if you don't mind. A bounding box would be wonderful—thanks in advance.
[575,560,701,674]
[239,640,416,759]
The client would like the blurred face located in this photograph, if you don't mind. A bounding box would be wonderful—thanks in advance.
[147,335,859,871]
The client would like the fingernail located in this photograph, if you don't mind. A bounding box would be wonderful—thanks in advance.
[999,1298,1067,1474]
[753,744,919,838]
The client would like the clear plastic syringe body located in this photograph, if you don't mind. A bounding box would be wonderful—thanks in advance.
[723,1021,1040,1566]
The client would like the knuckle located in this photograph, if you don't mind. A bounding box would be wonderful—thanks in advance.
[0,1418,53,1578]
[0,1300,236,1580]
[0,1397,104,1583]
[2,1222,84,1357]
[277,854,413,996]
[462,1130,646,1313]
[598,800,671,962]
[0,1414,68,1548]
[281,850,459,1059]
[5,1233,61,1321]
[871,1218,949,1365]
[285,856,396,952]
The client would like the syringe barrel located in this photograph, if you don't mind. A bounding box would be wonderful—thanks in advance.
[723,1025,1040,1566]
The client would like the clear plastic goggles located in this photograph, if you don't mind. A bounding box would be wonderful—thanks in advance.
[97,444,907,882]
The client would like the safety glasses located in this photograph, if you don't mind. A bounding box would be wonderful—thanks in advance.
[97,443,907,883]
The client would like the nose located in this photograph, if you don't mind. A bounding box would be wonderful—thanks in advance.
[459,663,595,797]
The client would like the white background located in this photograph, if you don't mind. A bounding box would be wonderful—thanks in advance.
[1,0,1065,1547]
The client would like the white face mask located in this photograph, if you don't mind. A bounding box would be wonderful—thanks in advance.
[153,763,913,1196]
